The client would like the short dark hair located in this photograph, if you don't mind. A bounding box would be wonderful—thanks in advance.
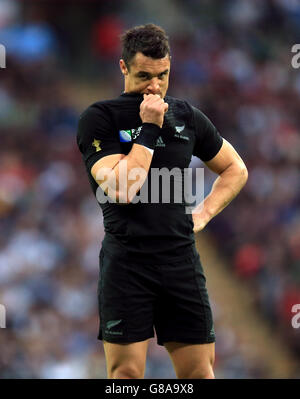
[120,23,170,69]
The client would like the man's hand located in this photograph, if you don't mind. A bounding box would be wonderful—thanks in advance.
[192,208,211,233]
[140,94,168,128]
[192,139,248,233]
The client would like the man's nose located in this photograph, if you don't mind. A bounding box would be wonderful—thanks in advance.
[147,78,160,93]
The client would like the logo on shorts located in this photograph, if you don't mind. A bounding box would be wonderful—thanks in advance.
[105,319,123,335]
[106,319,122,329]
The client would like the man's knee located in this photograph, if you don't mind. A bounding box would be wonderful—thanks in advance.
[103,339,149,379]
[177,366,215,379]
[109,363,144,379]
[176,356,215,379]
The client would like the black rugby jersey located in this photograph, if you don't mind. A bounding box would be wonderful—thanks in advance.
[77,92,223,262]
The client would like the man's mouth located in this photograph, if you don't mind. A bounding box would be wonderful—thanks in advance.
[143,91,162,97]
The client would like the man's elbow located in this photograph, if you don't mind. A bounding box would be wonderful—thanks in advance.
[98,179,132,204]
[104,188,135,205]
[102,189,131,205]
[239,163,248,187]
[115,190,132,205]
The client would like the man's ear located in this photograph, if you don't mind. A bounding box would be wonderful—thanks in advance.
[119,59,129,75]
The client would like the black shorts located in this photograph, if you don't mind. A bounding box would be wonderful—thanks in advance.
[97,246,215,346]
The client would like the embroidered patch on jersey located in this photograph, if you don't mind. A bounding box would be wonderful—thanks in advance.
[175,124,185,133]
[119,126,142,142]
[174,123,189,141]
[92,138,101,151]
[119,130,132,142]
[174,133,190,141]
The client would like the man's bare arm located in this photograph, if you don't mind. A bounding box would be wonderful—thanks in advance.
[91,144,153,203]
[91,94,168,203]
[192,138,248,233]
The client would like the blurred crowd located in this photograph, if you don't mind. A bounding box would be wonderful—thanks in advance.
[0,0,299,378]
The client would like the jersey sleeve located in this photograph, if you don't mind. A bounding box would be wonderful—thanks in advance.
[191,106,223,162]
[76,104,123,171]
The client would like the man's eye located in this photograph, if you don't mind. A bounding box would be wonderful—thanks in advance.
[139,74,149,80]
[158,72,167,79]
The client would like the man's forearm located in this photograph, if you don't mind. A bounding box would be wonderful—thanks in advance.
[103,123,161,203]
[193,163,248,230]
[107,143,153,203]
[95,97,167,203]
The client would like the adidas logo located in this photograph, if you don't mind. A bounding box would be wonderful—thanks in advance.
[156,136,165,147]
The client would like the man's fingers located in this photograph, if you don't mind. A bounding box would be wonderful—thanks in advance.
[142,95,166,109]
[143,93,161,103]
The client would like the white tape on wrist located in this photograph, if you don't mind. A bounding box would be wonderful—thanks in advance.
[142,146,154,155]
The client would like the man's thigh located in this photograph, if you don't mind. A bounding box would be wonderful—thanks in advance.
[103,339,150,378]
[164,342,215,379]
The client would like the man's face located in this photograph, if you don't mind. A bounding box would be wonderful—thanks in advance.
[120,52,171,98]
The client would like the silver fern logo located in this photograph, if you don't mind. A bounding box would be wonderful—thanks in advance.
[175,124,185,133]
[106,319,122,330]
[105,319,123,335]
